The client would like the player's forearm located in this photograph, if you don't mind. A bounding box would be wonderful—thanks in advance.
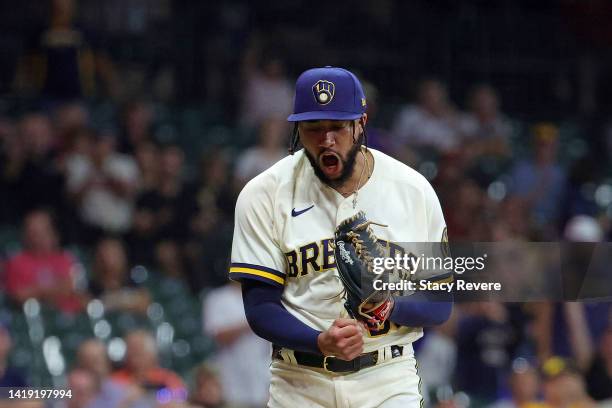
[389,290,452,327]
[241,281,321,353]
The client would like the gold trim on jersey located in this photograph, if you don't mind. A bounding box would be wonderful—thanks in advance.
[229,265,286,285]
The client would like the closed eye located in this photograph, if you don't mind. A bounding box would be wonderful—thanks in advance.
[302,124,350,134]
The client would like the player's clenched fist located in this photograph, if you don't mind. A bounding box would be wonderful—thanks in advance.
[317,318,364,361]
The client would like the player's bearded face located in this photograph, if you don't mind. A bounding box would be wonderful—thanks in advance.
[299,120,364,188]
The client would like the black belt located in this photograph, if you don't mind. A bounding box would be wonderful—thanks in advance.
[272,345,404,373]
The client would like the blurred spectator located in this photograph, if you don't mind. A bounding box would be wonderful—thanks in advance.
[491,198,531,241]
[203,281,270,408]
[240,59,293,129]
[76,339,153,408]
[112,330,186,393]
[585,328,612,401]
[391,79,461,153]
[124,142,160,267]
[189,148,236,221]
[489,358,541,408]
[56,126,95,242]
[119,101,155,155]
[54,102,91,152]
[0,321,28,387]
[531,218,610,366]
[183,149,235,291]
[131,144,190,279]
[533,301,612,380]
[508,123,566,237]
[123,222,157,273]
[443,178,489,241]
[0,113,66,222]
[17,112,66,210]
[560,215,605,300]
[89,237,151,315]
[65,131,140,240]
[416,311,458,403]
[559,158,601,230]
[4,209,86,313]
[458,85,512,159]
[52,368,98,408]
[234,117,287,185]
[19,112,56,158]
[540,357,596,408]
[134,141,160,192]
[433,152,469,199]
[155,240,187,280]
[188,364,227,408]
[564,303,612,401]
[455,303,517,405]
[0,117,18,222]
[134,144,188,242]
[13,0,117,101]
[59,126,96,168]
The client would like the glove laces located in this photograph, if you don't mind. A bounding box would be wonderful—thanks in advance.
[345,220,388,271]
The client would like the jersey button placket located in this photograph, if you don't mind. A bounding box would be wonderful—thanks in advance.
[336,200,354,225]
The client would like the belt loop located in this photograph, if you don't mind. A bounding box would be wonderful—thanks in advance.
[281,348,297,365]
[386,345,392,360]
[278,348,289,363]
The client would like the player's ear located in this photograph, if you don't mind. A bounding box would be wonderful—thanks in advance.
[358,114,368,131]
[359,114,369,148]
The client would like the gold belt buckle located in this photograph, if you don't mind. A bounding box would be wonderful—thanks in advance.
[323,355,333,373]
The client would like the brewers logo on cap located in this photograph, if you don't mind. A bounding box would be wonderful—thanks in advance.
[312,80,335,105]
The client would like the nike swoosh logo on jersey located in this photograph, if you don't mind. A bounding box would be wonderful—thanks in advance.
[291,205,315,217]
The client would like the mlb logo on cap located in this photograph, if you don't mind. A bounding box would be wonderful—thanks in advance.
[288,66,366,122]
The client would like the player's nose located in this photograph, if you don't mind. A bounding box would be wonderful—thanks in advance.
[318,131,336,148]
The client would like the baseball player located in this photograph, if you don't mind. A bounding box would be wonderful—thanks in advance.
[230,67,452,407]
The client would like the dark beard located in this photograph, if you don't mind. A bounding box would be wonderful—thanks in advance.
[303,133,364,189]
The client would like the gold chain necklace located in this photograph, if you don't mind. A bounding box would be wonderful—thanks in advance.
[352,148,370,209]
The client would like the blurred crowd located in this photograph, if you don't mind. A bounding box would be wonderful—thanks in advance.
[1,0,612,407]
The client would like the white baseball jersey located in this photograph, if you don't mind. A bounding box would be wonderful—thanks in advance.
[229,147,447,351]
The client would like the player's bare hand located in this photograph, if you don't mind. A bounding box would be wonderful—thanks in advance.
[317,318,364,360]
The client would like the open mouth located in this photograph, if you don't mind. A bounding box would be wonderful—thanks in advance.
[318,151,342,176]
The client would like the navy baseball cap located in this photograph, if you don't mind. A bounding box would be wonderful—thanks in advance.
[287,66,366,122]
